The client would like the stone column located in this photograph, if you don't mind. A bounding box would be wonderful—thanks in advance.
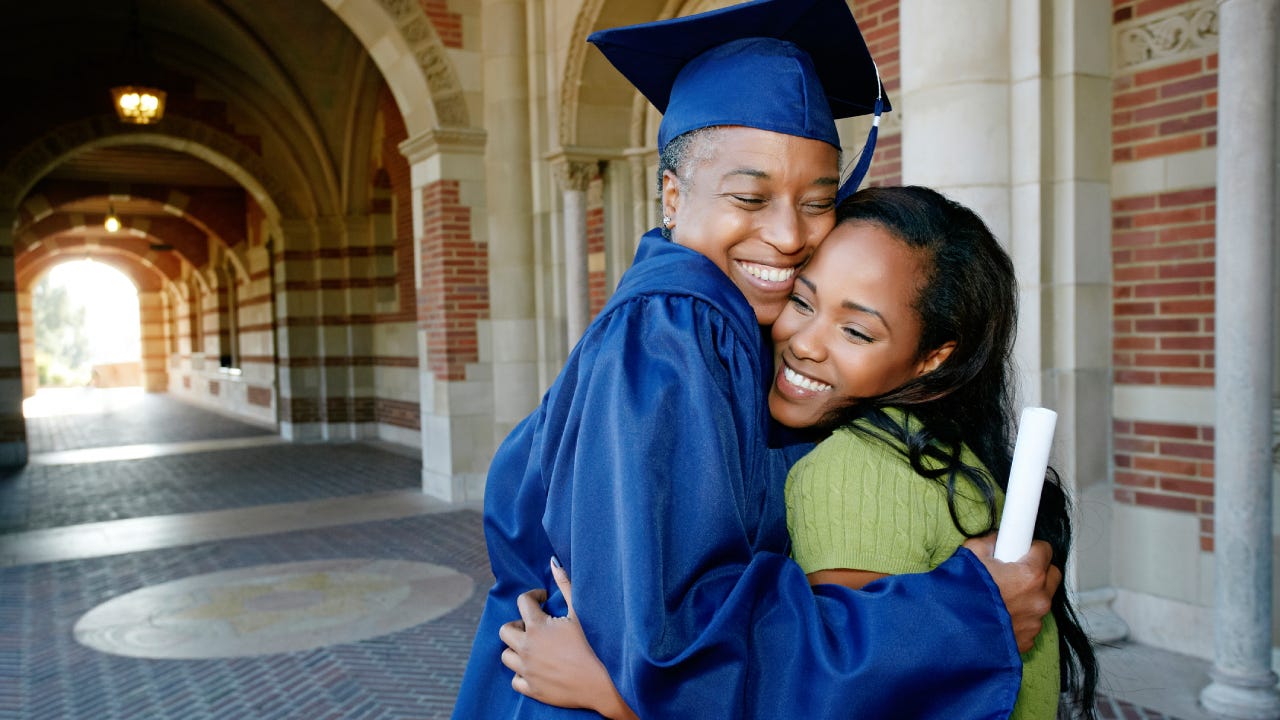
[901,0,1012,238]
[1200,1,1280,718]
[1040,0,1123,641]
[343,214,378,439]
[236,243,277,426]
[624,147,659,265]
[0,211,26,466]
[482,0,539,443]
[550,156,594,351]
[17,287,34,399]
[314,215,354,439]
[401,126,493,503]
[274,217,325,441]
[138,290,168,392]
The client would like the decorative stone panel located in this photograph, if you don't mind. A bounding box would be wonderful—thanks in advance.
[1114,1,1218,73]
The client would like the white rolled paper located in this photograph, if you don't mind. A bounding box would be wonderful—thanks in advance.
[993,407,1058,562]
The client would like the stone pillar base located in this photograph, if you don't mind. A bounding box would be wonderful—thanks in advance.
[143,373,168,392]
[1076,587,1129,644]
[280,421,324,442]
[0,441,27,467]
[1201,667,1280,720]
[421,468,485,504]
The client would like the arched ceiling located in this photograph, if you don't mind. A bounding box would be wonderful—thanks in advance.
[0,0,419,280]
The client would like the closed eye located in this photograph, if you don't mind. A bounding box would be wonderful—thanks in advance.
[788,294,814,314]
[843,326,874,343]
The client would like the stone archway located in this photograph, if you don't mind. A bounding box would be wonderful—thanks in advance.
[320,0,471,135]
[560,0,669,151]
[1,116,294,223]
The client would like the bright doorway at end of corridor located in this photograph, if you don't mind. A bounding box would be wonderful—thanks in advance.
[32,259,141,392]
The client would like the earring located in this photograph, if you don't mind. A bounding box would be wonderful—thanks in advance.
[662,215,671,229]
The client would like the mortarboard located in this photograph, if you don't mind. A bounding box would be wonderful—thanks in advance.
[588,0,889,199]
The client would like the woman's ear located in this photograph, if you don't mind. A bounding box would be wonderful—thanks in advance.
[915,341,956,377]
[661,169,681,229]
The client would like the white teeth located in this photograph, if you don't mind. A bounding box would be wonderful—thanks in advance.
[741,262,796,283]
[783,365,832,392]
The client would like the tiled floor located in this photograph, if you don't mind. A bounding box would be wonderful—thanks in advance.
[0,512,490,719]
[0,442,422,533]
[0,389,1225,719]
[22,388,274,454]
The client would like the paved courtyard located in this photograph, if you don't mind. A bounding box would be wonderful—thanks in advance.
[0,389,1217,719]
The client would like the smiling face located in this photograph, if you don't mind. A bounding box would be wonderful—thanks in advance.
[662,126,840,325]
[768,220,954,429]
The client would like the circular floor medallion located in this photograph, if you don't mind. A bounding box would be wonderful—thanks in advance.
[74,559,474,659]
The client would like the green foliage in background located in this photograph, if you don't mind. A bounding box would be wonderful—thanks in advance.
[34,277,91,386]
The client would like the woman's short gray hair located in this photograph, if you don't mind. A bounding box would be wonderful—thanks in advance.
[656,127,722,238]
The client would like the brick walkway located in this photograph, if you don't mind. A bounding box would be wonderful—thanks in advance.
[0,443,420,534]
[0,512,490,720]
[1096,697,1188,719]
[23,388,273,454]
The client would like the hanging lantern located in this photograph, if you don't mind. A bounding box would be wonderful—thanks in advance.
[104,204,121,233]
[110,1,166,125]
[110,85,166,124]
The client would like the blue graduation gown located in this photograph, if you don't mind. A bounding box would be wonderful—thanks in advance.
[452,231,1021,719]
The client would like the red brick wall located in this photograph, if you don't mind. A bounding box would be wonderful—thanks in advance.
[376,398,421,430]
[420,0,463,49]
[850,0,901,186]
[1112,56,1218,162]
[1113,419,1215,550]
[1111,0,1220,542]
[188,286,203,353]
[1111,188,1215,387]
[419,180,488,382]
[216,282,232,364]
[378,86,417,323]
[247,385,273,407]
[1112,2,1217,163]
[280,397,320,424]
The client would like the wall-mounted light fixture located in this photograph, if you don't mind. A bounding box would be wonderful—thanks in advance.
[105,205,121,233]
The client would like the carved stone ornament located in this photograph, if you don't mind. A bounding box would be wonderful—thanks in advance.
[1115,2,1218,72]
[376,0,469,127]
[552,159,596,193]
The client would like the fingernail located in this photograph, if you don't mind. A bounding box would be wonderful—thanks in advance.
[550,555,562,570]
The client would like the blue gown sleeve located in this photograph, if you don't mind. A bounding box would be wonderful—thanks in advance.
[539,294,1021,719]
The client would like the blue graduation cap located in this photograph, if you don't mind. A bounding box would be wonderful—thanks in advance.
[588,0,888,200]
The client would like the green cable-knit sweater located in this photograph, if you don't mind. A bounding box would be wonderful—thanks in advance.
[785,413,1059,719]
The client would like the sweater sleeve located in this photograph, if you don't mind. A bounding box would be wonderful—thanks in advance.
[786,427,950,576]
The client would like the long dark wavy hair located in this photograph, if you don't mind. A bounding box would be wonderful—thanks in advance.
[825,185,1098,718]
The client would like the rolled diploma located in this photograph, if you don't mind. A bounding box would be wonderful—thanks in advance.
[993,407,1058,562]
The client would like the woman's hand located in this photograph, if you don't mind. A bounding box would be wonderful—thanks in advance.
[964,534,1061,653]
[498,560,638,720]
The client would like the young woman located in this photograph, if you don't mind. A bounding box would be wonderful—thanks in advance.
[771,185,1097,719]
[501,185,1098,719]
